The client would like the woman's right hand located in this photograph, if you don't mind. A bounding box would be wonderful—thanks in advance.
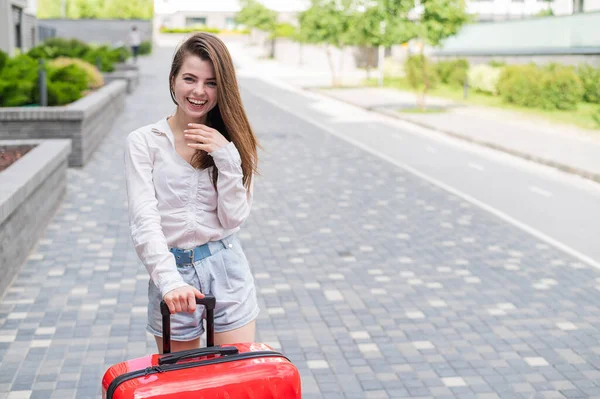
[163,285,204,314]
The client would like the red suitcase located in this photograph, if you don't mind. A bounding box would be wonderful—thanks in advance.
[102,295,301,398]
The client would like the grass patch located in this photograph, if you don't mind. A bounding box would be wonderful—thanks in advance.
[364,77,600,131]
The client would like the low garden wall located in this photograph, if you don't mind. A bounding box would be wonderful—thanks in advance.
[104,69,139,94]
[0,80,127,167]
[0,139,71,298]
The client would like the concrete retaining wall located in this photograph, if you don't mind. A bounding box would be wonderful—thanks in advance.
[0,139,71,298]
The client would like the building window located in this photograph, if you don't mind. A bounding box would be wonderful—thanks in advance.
[186,17,207,27]
[12,5,23,50]
[225,17,237,30]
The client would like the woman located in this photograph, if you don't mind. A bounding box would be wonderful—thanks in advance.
[124,33,260,354]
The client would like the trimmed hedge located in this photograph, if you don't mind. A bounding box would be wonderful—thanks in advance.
[577,64,600,104]
[498,64,583,110]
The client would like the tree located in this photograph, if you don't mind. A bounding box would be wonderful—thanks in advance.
[235,0,278,56]
[37,0,153,19]
[298,0,354,86]
[410,0,469,109]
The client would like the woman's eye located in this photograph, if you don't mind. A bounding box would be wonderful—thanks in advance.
[184,77,194,82]
[207,82,217,87]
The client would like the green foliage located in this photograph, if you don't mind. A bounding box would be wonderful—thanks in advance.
[0,50,8,73]
[498,65,545,108]
[541,64,583,110]
[577,64,600,104]
[405,54,438,92]
[298,0,353,48]
[27,38,128,72]
[467,64,502,95]
[0,55,39,106]
[419,0,470,47]
[235,0,277,32]
[435,58,468,87]
[49,57,103,89]
[0,53,98,107]
[498,64,583,110]
[138,40,152,55]
[593,107,600,127]
[160,26,221,34]
[271,23,297,39]
[37,0,153,19]
[488,60,506,67]
[536,8,554,17]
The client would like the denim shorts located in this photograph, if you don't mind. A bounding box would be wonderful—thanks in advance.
[146,234,260,341]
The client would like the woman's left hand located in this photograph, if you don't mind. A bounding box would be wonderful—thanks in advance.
[184,123,229,153]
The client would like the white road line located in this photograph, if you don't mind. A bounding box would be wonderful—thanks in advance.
[251,90,600,271]
[468,163,485,171]
[530,186,553,197]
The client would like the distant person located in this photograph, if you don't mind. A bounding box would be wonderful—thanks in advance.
[124,33,260,354]
[129,26,141,63]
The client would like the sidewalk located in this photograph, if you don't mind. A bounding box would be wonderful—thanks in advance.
[226,39,600,184]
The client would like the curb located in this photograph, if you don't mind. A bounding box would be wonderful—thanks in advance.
[311,89,600,185]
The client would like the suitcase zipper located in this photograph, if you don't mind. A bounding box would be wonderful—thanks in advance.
[106,350,289,399]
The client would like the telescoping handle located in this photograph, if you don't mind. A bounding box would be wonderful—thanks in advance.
[159,295,216,354]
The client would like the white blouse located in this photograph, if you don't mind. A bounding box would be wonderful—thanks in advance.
[124,117,253,297]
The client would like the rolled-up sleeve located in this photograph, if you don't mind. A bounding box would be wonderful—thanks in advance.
[124,132,187,297]
[210,141,253,230]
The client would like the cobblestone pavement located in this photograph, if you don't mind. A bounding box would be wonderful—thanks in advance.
[1,46,600,399]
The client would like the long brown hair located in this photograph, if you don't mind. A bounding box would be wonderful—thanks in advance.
[169,32,259,189]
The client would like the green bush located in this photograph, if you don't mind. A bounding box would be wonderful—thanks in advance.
[405,55,438,92]
[436,59,469,87]
[49,57,104,89]
[0,55,39,106]
[0,54,91,107]
[468,64,502,95]
[0,50,8,73]
[498,64,583,110]
[139,40,152,55]
[27,38,128,73]
[498,64,545,108]
[540,64,583,110]
[488,60,506,67]
[577,64,600,104]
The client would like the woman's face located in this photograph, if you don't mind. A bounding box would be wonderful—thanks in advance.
[171,55,218,121]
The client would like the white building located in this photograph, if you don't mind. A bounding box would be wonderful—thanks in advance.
[0,0,37,56]
[154,0,310,32]
[154,0,600,31]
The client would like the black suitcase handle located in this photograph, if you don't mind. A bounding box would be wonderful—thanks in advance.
[158,346,239,365]
[160,295,216,354]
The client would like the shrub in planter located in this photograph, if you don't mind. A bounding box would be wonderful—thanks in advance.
[0,55,38,106]
[497,64,545,108]
[0,50,7,73]
[468,64,502,95]
[540,64,583,110]
[45,64,89,106]
[577,64,600,104]
[49,57,104,89]
[27,37,90,60]
[139,40,152,55]
[436,59,469,87]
